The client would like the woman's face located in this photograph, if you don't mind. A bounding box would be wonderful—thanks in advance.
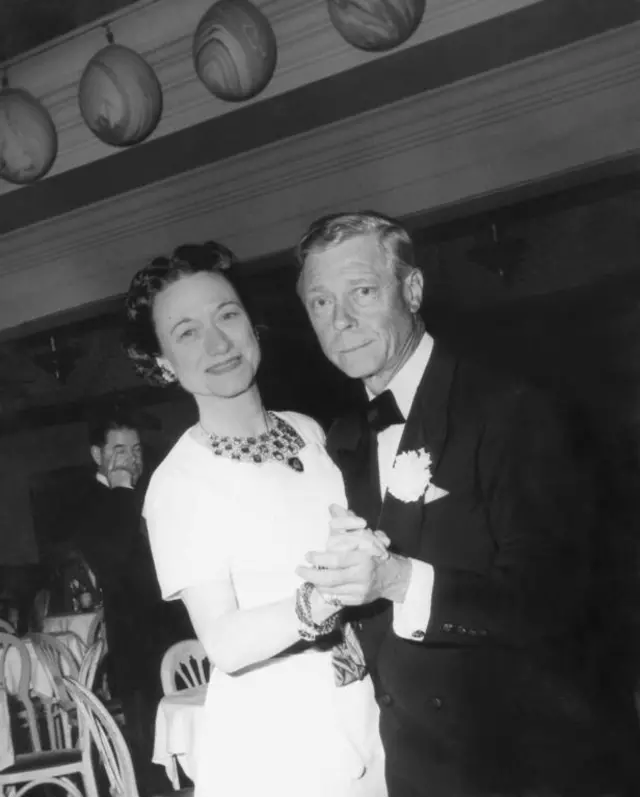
[153,270,260,400]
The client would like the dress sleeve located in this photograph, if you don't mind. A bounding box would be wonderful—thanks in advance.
[143,467,232,601]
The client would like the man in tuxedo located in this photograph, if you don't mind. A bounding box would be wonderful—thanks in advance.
[295,211,637,796]
[64,409,190,794]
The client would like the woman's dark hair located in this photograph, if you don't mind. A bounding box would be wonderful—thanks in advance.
[124,241,249,386]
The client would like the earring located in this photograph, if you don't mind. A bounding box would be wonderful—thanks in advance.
[159,364,176,384]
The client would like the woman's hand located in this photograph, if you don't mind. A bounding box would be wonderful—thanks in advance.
[327,504,391,559]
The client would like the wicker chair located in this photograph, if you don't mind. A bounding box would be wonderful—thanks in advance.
[0,632,100,797]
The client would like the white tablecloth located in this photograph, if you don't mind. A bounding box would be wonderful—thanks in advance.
[153,684,207,789]
[42,610,100,645]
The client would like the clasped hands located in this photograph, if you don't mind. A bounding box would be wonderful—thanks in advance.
[296,504,409,607]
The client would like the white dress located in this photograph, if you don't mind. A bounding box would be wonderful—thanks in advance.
[144,411,386,797]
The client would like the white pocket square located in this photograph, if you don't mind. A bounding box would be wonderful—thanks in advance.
[424,483,449,504]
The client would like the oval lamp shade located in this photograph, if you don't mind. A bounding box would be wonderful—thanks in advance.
[0,88,58,184]
[328,0,426,52]
[193,0,277,102]
[78,44,163,147]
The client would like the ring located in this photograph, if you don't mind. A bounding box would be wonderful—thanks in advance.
[325,594,343,607]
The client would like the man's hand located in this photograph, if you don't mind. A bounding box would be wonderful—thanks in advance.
[327,504,391,559]
[296,505,412,605]
[106,450,139,489]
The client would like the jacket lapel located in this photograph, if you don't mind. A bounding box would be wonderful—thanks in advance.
[376,343,457,558]
[329,411,382,529]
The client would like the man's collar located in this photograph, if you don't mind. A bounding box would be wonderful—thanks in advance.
[367,332,434,419]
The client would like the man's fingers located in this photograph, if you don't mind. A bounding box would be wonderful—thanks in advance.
[329,516,368,534]
[303,549,365,570]
[296,562,362,587]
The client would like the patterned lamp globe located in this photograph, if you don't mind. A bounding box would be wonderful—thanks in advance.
[193,0,277,102]
[0,87,58,184]
[328,0,426,52]
[78,43,163,147]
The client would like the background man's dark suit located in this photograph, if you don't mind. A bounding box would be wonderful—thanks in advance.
[62,475,191,791]
[328,342,639,797]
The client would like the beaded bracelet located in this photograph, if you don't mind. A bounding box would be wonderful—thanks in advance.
[295,582,340,641]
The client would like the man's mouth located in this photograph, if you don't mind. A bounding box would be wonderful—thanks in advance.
[340,341,371,355]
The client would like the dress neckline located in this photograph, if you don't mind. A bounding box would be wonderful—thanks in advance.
[196,411,306,473]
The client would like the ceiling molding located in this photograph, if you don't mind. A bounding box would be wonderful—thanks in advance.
[0,21,638,332]
[0,0,543,197]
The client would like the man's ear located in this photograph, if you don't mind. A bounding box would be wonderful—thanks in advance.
[90,445,102,469]
[402,268,424,314]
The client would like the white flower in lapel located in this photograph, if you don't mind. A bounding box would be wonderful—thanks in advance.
[387,448,433,503]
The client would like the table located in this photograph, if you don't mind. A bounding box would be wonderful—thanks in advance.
[153,684,207,789]
[42,609,102,646]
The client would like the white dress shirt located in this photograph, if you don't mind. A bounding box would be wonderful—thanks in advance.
[367,333,436,640]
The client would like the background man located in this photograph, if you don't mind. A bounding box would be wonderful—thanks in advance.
[58,407,190,794]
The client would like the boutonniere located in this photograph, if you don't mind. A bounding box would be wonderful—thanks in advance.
[387,448,433,503]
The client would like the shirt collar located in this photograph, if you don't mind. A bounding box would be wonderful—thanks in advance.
[366,332,434,420]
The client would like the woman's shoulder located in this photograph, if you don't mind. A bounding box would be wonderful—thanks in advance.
[146,429,210,497]
[272,410,327,446]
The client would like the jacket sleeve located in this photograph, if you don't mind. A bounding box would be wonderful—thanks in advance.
[426,386,594,649]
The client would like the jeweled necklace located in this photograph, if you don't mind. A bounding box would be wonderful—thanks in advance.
[199,412,305,472]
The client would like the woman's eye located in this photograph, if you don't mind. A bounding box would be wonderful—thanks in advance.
[221,311,239,321]
[178,328,196,341]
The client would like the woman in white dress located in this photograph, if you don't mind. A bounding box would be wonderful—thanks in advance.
[124,242,386,797]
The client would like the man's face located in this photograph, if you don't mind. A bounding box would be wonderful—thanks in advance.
[299,233,423,386]
[92,428,143,487]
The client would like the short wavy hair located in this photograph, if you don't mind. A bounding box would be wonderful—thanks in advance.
[296,210,416,279]
[124,241,244,386]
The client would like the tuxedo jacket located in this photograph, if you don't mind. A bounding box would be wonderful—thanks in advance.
[327,343,632,796]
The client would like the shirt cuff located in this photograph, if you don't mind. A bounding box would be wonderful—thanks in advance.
[392,558,434,641]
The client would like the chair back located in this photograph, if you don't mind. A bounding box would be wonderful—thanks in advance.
[86,607,106,647]
[63,676,140,797]
[0,619,15,634]
[0,632,40,752]
[161,639,209,695]
[78,638,106,692]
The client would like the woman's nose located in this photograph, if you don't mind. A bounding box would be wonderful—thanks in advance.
[204,325,231,355]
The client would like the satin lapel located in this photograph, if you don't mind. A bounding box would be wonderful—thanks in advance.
[332,413,382,529]
[376,343,457,557]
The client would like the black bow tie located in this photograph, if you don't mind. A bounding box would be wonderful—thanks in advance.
[366,390,405,433]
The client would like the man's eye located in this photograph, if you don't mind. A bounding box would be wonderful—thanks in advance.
[311,297,332,312]
[221,310,239,321]
[354,286,376,299]
[178,328,196,340]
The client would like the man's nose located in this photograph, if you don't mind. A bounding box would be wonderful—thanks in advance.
[204,325,231,355]
[332,301,355,331]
